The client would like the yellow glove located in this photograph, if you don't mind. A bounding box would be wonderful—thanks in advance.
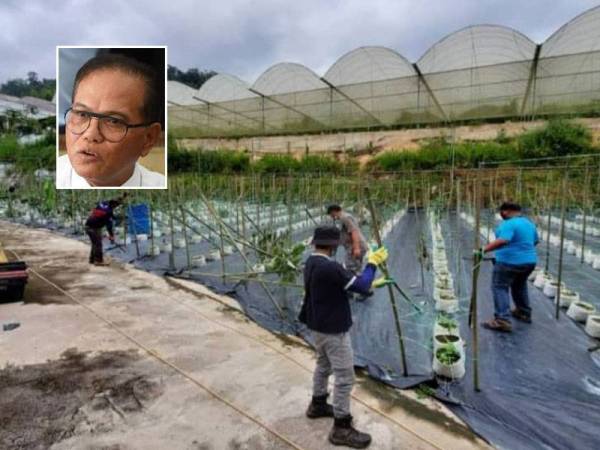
[367,246,388,266]
[372,276,394,288]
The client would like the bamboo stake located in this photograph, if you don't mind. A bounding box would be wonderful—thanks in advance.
[218,220,226,283]
[580,165,590,264]
[555,171,568,320]
[180,207,192,269]
[544,202,552,274]
[167,193,176,271]
[241,177,247,256]
[149,203,156,257]
[365,186,408,377]
[200,192,286,320]
[470,168,482,392]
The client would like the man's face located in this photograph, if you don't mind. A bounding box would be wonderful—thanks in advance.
[500,210,509,220]
[329,210,342,220]
[66,69,158,186]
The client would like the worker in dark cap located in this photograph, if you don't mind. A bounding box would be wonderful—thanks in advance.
[477,202,539,332]
[299,225,389,448]
[85,193,127,265]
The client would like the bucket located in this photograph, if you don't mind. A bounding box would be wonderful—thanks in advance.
[584,315,600,338]
[559,289,579,308]
[433,346,465,379]
[566,301,596,323]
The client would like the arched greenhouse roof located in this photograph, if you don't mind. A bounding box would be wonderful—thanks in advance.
[252,62,327,95]
[541,5,600,57]
[167,80,201,106]
[324,46,416,86]
[417,24,537,73]
[197,73,257,103]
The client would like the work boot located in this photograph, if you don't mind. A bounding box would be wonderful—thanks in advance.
[481,318,512,332]
[306,394,334,419]
[328,415,371,448]
[93,261,109,267]
[511,308,532,323]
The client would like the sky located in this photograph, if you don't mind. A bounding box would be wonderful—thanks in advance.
[0,0,598,85]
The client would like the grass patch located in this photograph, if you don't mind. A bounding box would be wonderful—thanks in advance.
[368,119,598,171]
[0,133,55,172]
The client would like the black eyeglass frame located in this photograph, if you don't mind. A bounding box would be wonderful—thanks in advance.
[64,107,152,143]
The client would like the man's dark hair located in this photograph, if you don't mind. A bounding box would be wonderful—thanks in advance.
[499,202,521,212]
[108,199,120,208]
[72,54,162,124]
[327,204,342,214]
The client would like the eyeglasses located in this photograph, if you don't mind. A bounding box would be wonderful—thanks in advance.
[65,107,151,143]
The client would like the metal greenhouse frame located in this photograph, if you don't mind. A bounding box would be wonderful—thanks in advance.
[169,5,600,137]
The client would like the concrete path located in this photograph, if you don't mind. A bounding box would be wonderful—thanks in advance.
[0,221,491,450]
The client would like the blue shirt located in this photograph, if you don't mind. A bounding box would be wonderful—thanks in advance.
[494,216,539,265]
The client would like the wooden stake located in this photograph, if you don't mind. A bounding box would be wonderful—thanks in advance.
[365,186,408,377]
[470,167,482,392]
[555,171,568,320]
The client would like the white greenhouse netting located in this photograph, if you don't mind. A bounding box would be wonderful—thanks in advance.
[169,5,600,137]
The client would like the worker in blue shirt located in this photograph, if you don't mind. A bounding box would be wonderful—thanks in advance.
[299,225,389,448]
[478,202,539,332]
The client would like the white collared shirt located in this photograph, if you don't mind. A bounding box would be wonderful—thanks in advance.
[56,154,165,188]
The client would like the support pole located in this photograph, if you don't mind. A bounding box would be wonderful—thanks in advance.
[469,168,482,392]
[180,206,192,269]
[320,77,384,127]
[555,171,568,320]
[581,165,590,264]
[365,186,408,377]
[200,192,286,320]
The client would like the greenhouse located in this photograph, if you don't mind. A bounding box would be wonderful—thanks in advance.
[169,5,600,137]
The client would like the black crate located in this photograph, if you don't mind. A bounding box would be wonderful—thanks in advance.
[0,261,27,272]
[0,261,28,303]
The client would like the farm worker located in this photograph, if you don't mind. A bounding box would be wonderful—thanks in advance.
[299,225,388,448]
[57,53,164,188]
[85,194,127,265]
[477,202,539,332]
[327,204,368,274]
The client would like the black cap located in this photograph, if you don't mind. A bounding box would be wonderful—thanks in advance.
[312,225,340,246]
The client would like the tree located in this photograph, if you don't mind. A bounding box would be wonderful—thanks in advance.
[167,65,216,89]
[0,72,55,101]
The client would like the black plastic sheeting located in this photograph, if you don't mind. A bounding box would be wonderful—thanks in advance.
[65,210,434,388]
[26,212,600,449]
[440,211,600,450]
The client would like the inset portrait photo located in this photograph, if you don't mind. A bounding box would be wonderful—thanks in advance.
[56,46,167,189]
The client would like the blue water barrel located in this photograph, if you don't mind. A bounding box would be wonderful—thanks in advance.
[127,204,150,235]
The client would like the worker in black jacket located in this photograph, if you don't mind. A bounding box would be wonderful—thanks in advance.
[299,225,389,449]
[85,194,126,265]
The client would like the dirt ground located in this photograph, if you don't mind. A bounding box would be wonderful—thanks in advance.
[0,221,492,450]
[180,117,600,162]
[0,348,163,449]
